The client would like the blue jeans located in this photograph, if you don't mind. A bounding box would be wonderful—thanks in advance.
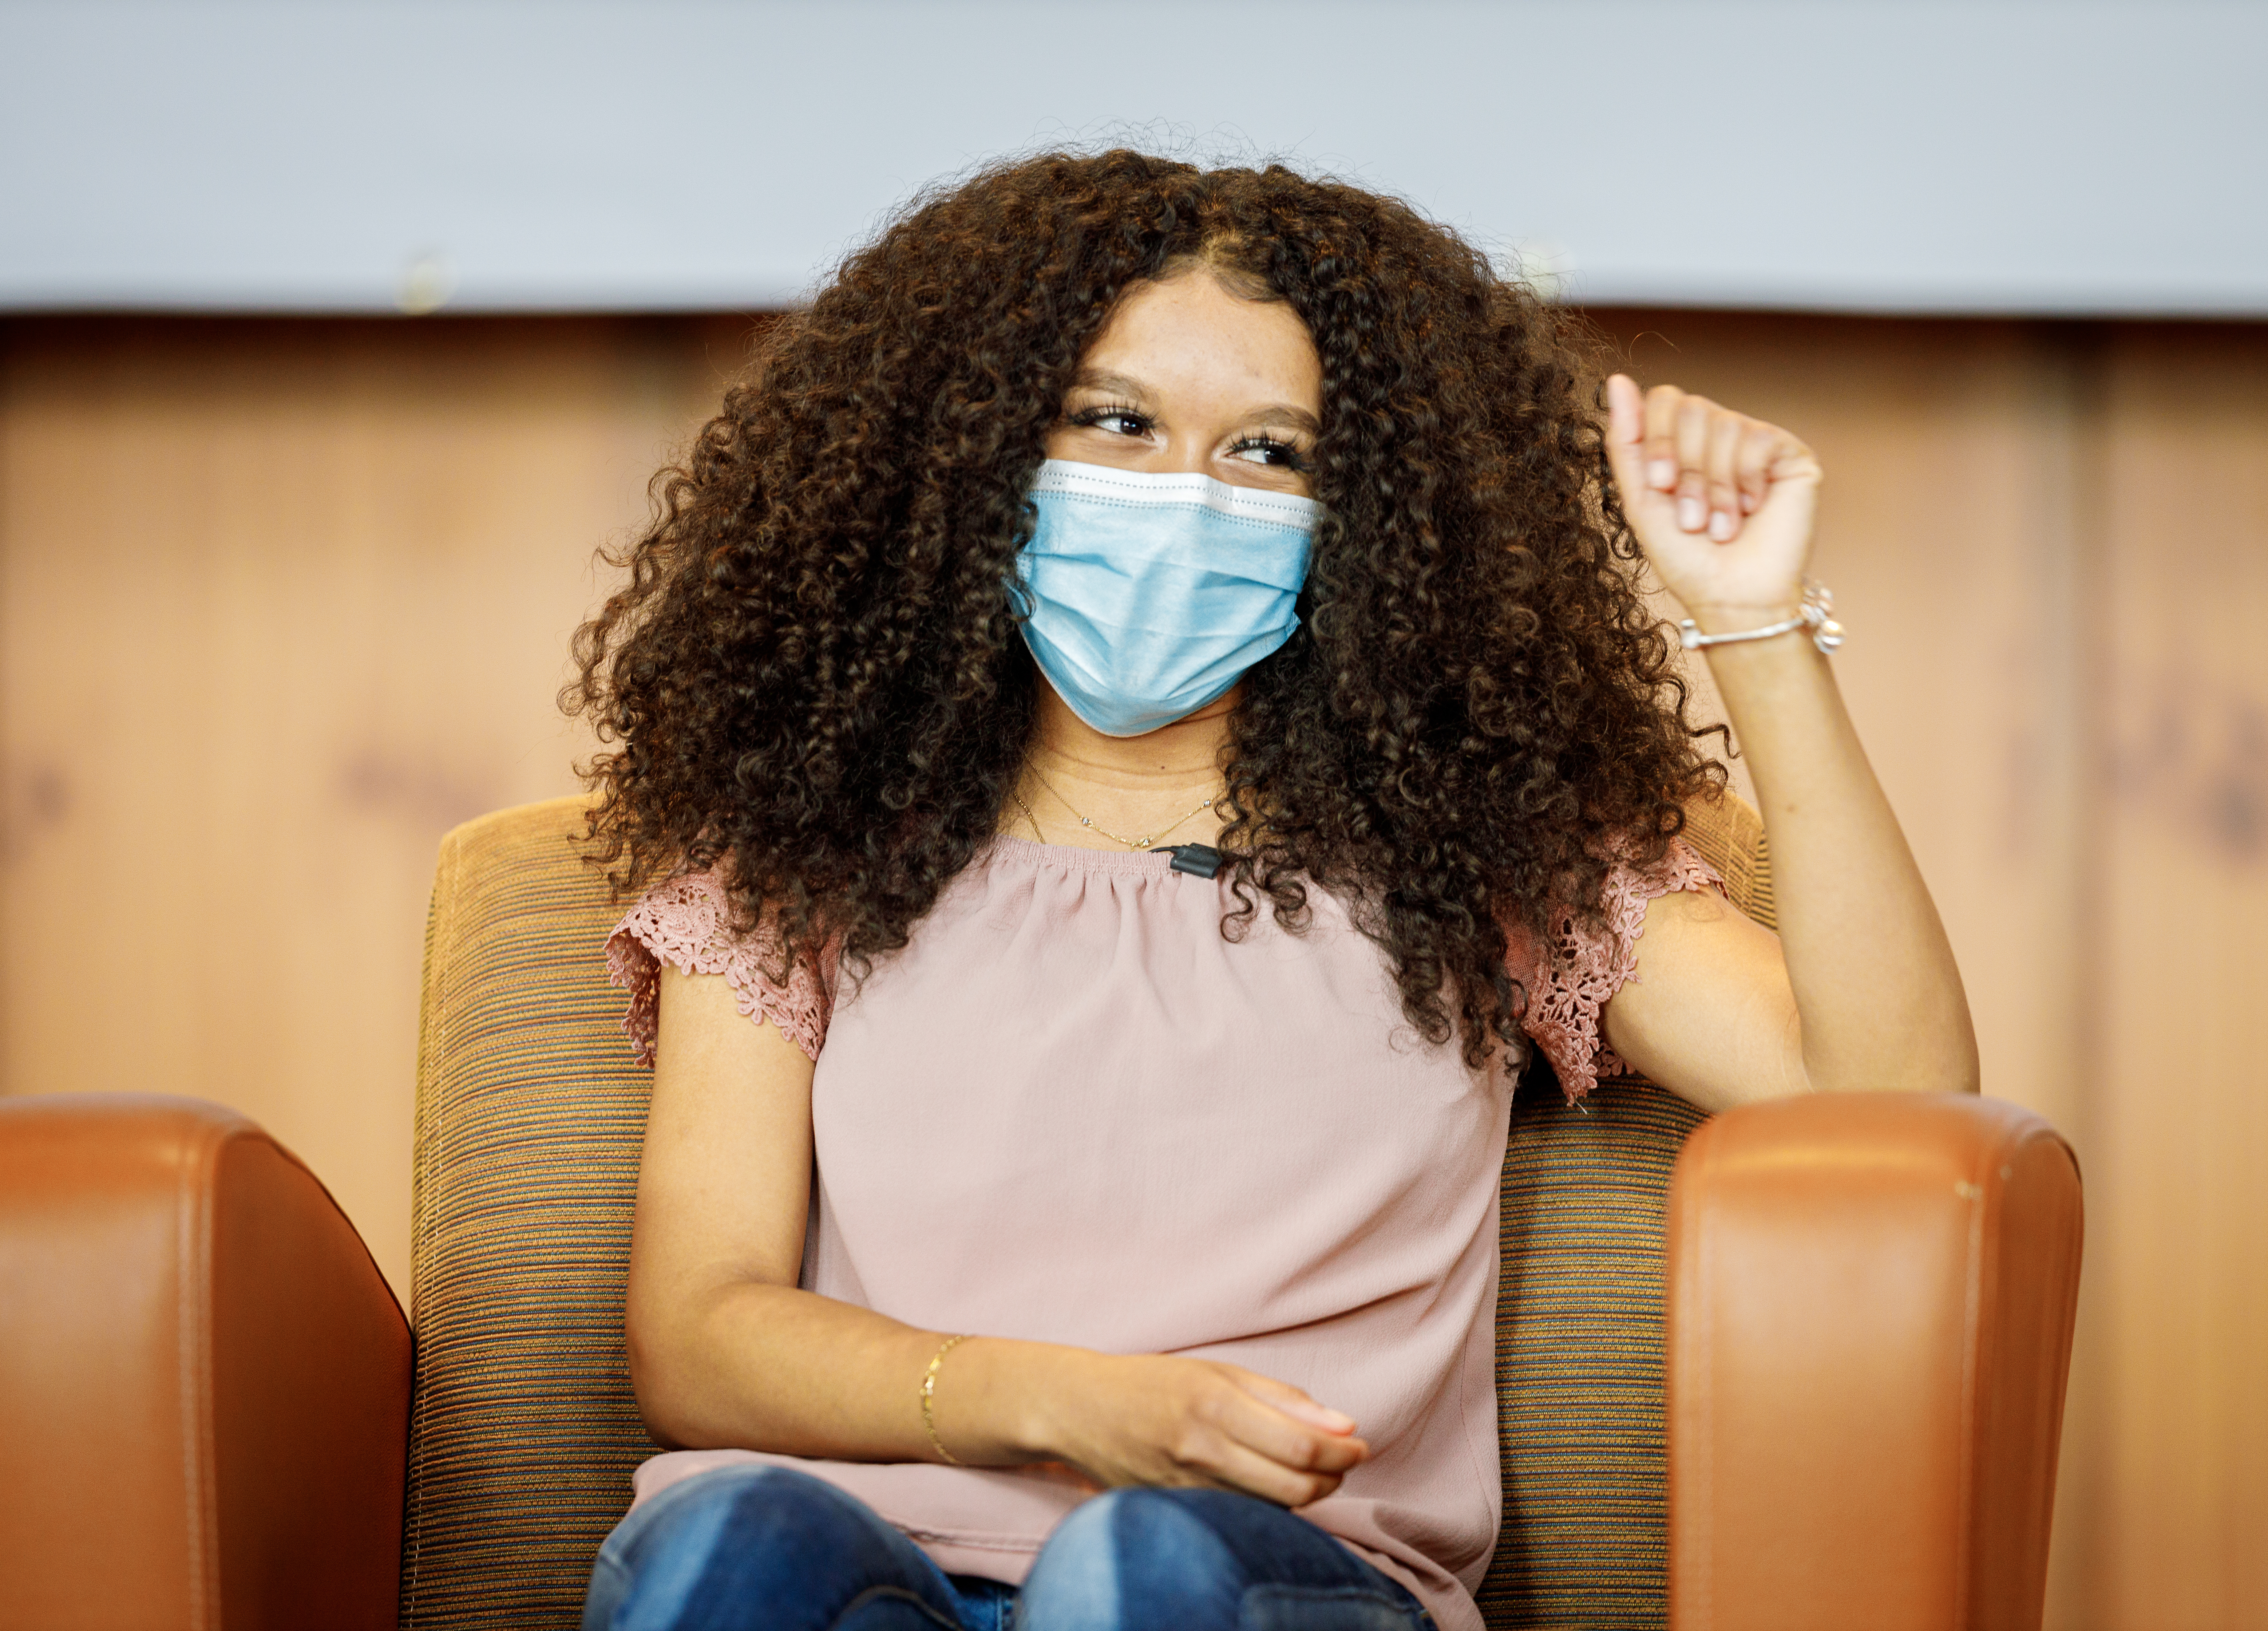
[583,1465,1432,1630]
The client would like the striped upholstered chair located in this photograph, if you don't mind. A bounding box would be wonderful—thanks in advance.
[0,792,2082,1630]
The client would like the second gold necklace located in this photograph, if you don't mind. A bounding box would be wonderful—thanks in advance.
[1015,768,1217,850]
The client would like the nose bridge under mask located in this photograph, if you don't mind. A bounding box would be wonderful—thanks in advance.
[1015,459,1320,738]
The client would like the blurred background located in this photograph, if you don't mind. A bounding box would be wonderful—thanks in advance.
[3,3,2263,1626]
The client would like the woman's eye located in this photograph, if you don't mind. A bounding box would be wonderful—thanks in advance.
[1229,437,1303,469]
[1071,405,1151,438]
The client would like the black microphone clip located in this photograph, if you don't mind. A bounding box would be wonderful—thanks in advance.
[1160,844,1224,880]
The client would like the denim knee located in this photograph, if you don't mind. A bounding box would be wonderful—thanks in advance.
[584,1464,959,1631]
[1018,1488,1237,1630]
[1018,1487,1426,1631]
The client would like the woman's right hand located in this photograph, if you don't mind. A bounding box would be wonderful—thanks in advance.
[1021,1349,1370,1508]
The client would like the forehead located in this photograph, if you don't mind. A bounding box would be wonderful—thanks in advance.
[1079,272,1321,404]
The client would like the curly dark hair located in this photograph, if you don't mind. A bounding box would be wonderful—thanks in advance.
[567,148,1725,1072]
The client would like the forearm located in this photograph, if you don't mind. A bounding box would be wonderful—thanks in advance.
[631,1278,1088,1465]
[1699,622,1978,1094]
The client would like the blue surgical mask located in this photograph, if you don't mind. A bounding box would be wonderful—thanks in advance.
[1014,459,1320,737]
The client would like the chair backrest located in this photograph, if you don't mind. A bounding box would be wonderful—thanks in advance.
[1475,794,1770,1629]
[405,794,1771,1630]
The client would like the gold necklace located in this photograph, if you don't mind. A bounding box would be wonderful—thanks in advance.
[1014,768,1218,850]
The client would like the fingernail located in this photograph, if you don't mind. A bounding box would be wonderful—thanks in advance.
[1709,510,1735,541]
[1677,497,1706,532]
[1647,460,1677,490]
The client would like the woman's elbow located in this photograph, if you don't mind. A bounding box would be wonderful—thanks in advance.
[1834,1036,1981,1098]
[626,1325,688,1450]
[1913,991,1982,1094]
[1793,997,1980,1097]
[625,1292,717,1450]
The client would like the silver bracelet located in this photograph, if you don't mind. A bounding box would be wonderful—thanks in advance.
[1679,580,1846,655]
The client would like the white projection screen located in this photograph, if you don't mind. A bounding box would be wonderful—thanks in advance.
[2,0,2263,315]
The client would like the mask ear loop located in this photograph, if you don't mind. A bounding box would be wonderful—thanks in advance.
[1005,489,1046,623]
[1003,568,1033,622]
[1289,513,1325,624]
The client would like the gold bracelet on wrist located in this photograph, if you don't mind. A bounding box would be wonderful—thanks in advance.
[920,1334,971,1465]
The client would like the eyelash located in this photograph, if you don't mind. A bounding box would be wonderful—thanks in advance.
[1068,403,1307,470]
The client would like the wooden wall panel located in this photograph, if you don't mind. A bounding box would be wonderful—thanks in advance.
[2086,323,2268,1631]
[0,316,747,1299]
[3,308,2263,1630]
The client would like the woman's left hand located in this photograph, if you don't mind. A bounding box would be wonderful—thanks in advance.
[1602,374,1821,628]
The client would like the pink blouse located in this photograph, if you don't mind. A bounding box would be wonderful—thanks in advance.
[607,835,1721,1631]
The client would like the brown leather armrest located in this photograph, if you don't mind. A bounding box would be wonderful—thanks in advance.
[1668,1093,2082,1631]
[0,1094,411,1629]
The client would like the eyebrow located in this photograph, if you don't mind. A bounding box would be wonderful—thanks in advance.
[1066,368,1322,437]
[1246,402,1323,437]
[1068,369,1156,402]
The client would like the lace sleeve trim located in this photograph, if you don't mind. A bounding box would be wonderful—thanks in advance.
[604,869,832,1066]
[1513,836,1727,1104]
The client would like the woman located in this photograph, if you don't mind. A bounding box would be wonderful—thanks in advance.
[571,150,1975,1631]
